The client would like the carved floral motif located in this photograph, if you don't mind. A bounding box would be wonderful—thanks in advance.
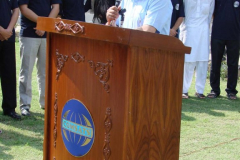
[56,49,68,80]
[71,52,85,63]
[53,93,58,148]
[88,60,113,93]
[55,21,84,34]
[103,108,112,160]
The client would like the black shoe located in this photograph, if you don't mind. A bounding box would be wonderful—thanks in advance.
[3,111,21,120]
[21,108,30,116]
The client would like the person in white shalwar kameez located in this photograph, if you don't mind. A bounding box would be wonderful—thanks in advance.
[179,0,214,98]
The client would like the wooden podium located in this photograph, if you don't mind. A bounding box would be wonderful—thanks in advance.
[37,17,191,160]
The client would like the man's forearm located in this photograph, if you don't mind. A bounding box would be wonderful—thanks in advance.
[137,24,156,33]
[49,4,60,18]
[20,5,38,23]
[7,8,19,31]
[172,17,184,30]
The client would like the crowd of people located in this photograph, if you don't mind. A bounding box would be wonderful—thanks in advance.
[0,0,239,120]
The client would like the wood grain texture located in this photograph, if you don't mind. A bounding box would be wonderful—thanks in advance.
[39,18,190,160]
[124,48,184,160]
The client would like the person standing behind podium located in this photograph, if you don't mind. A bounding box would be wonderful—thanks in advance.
[169,0,185,37]
[106,0,173,35]
[0,0,21,120]
[60,0,86,21]
[18,0,61,116]
[180,0,214,99]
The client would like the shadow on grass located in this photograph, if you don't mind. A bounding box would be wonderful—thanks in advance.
[181,113,196,121]
[181,96,240,121]
[0,145,14,159]
[0,111,44,148]
[0,128,43,152]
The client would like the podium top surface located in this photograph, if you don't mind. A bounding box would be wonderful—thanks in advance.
[36,17,191,54]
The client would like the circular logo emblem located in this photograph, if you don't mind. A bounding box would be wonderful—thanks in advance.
[175,4,180,10]
[61,99,95,157]
[234,1,239,7]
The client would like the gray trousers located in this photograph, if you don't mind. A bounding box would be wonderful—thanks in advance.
[19,37,46,109]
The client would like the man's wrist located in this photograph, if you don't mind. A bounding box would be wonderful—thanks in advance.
[7,27,13,31]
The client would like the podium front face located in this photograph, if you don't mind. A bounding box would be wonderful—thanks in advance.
[37,17,191,160]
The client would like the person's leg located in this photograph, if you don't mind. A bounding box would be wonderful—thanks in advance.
[209,38,225,96]
[182,62,196,98]
[0,41,21,119]
[195,61,208,97]
[36,38,46,109]
[19,37,41,115]
[1,41,16,112]
[225,40,239,98]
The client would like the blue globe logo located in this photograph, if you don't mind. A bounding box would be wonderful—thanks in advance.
[61,99,95,157]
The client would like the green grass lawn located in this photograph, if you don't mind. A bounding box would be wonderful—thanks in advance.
[0,42,240,160]
[180,81,240,160]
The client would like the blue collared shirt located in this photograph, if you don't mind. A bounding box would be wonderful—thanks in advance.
[117,0,173,35]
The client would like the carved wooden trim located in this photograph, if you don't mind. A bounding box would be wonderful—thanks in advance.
[71,52,85,63]
[88,60,113,93]
[103,108,112,160]
[56,49,68,80]
[55,21,84,34]
[53,93,58,148]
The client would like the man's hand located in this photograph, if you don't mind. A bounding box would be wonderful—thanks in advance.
[0,28,13,40]
[34,28,45,37]
[169,28,177,37]
[0,34,5,41]
[106,6,120,26]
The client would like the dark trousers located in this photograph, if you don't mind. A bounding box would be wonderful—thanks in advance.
[0,41,17,113]
[210,38,240,95]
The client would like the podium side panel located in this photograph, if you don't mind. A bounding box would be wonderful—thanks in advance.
[124,47,184,160]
